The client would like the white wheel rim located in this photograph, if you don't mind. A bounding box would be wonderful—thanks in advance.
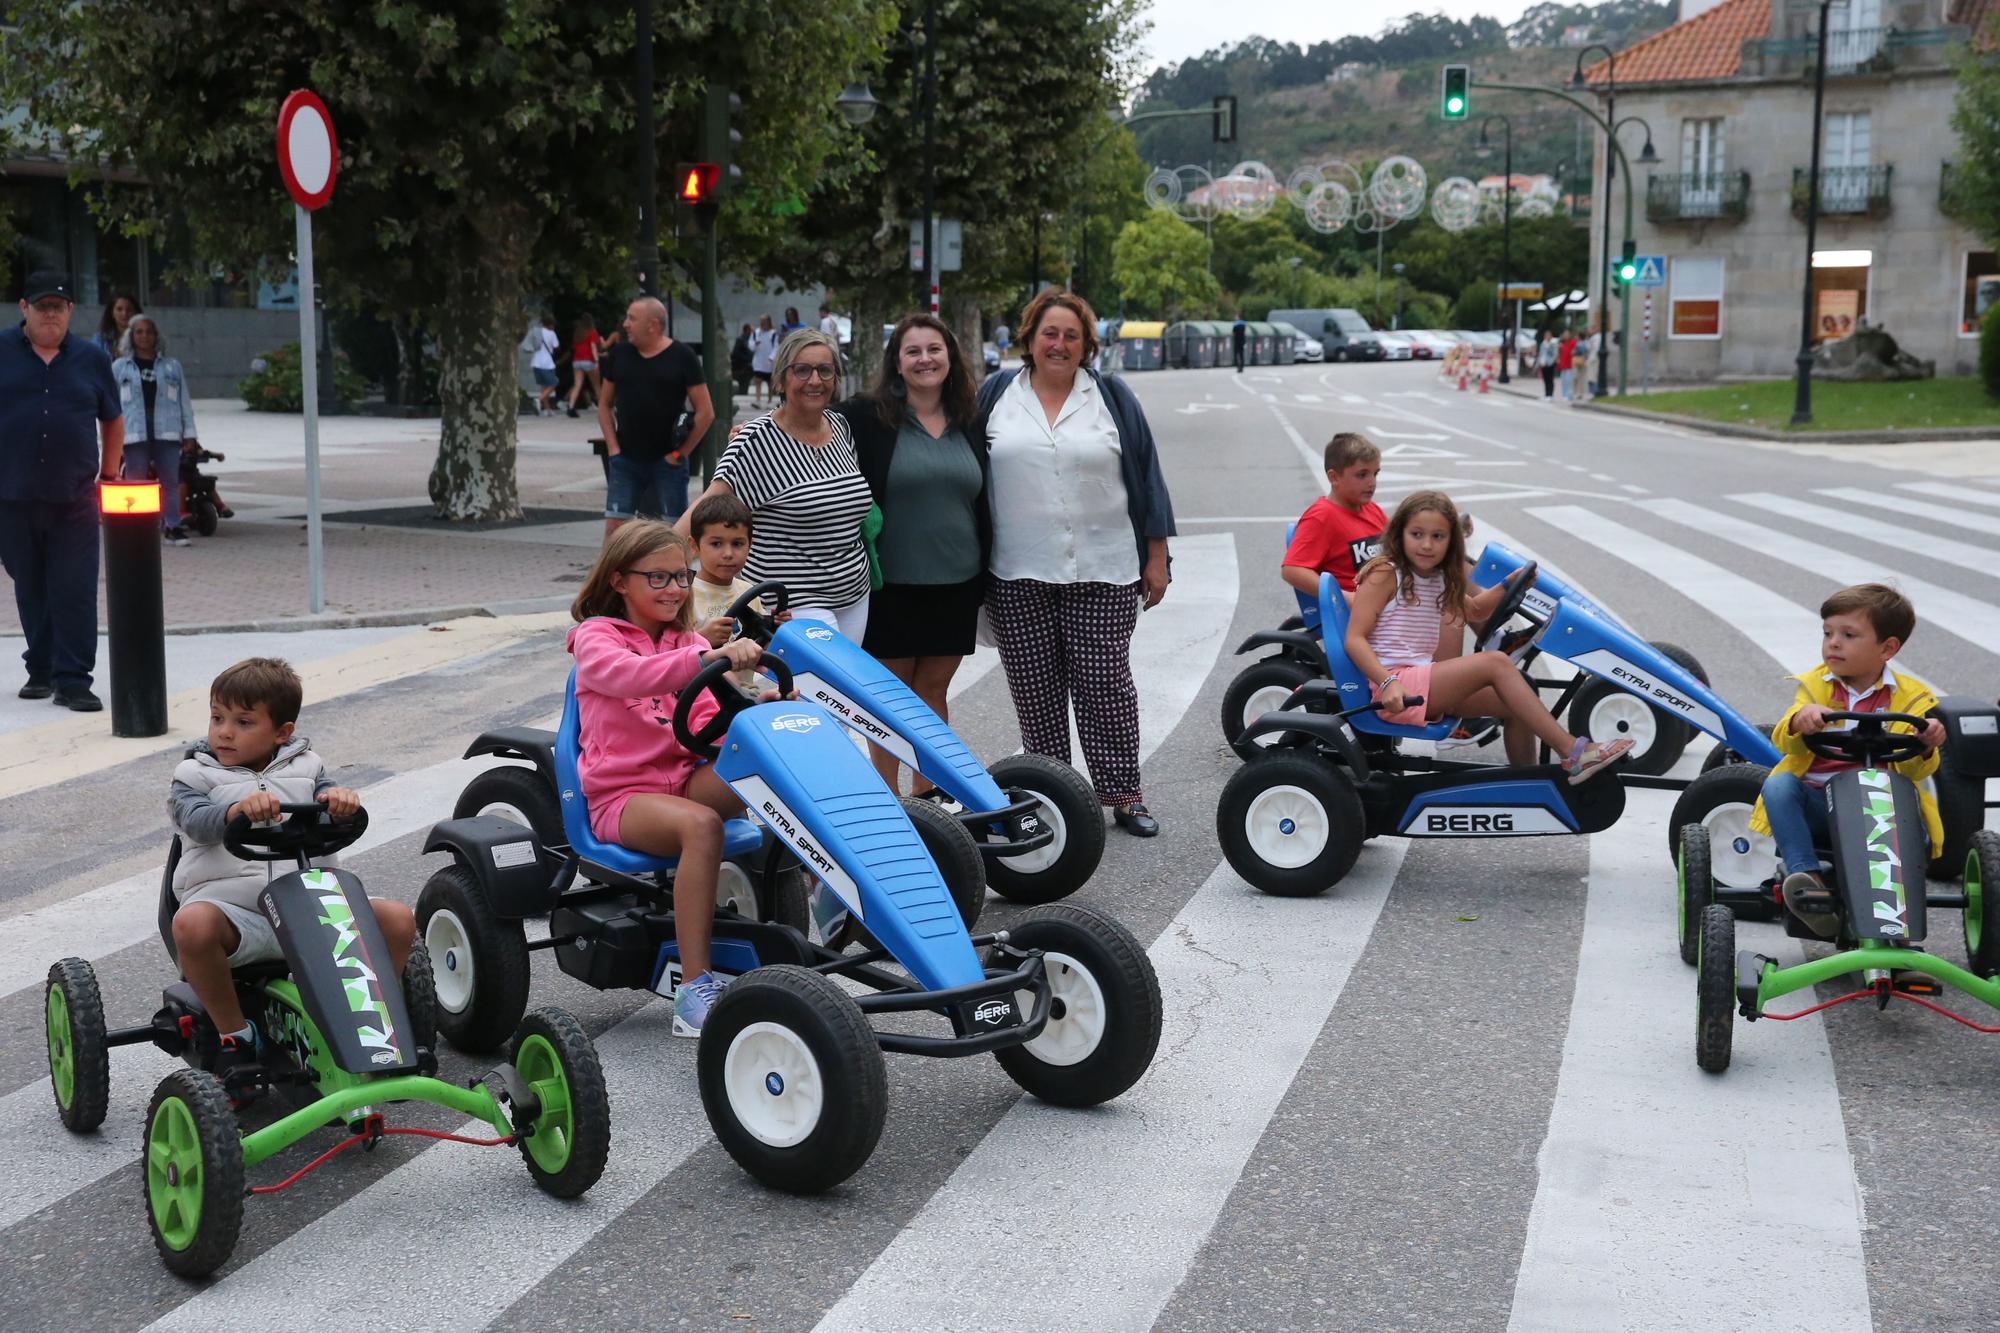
[1016,951,1107,1067]
[476,800,534,830]
[715,862,757,918]
[1245,784,1330,869]
[1704,803,1774,888]
[723,1021,823,1148]
[1243,684,1296,747]
[1587,691,1662,758]
[425,909,475,1014]
[997,786,1066,875]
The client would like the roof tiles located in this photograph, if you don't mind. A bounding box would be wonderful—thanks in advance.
[1579,0,1770,87]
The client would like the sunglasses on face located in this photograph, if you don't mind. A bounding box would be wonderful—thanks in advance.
[622,567,696,589]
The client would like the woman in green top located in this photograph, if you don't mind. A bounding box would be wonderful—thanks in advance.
[842,315,991,796]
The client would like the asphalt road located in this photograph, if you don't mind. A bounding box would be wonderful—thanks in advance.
[3,359,1998,1331]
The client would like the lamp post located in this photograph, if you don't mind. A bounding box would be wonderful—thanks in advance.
[1608,115,1660,396]
[834,1,940,314]
[1791,0,1836,425]
[1392,261,1406,330]
[1476,114,1513,382]
[634,0,659,295]
[1571,46,1618,398]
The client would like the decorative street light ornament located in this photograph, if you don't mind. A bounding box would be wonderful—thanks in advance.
[1174,165,1220,221]
[1302,181,1353,233]
[1369,155,1428,220]
[1429,176,1482,232]
[1221,160,1280,219]
[1285,164,1324,206]
[1143,167,1183,212]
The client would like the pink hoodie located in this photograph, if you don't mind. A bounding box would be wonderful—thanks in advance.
[565,617,722,839]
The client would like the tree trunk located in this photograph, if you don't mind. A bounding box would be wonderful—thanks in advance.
[428,261,524,522]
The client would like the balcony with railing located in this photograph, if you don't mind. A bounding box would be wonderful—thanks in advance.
[1646,171,1750,223]
[1790,165,1893,220]
[1745,25,1963,78]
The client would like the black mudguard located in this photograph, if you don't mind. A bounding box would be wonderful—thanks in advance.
[1232,630,1328,675]
[261,868,421,1076]
[461,727,558,784]
[425,815,570,918]
[1933,696,2000,779]
[1826,767,1928,943]
[1237,710,1371,778]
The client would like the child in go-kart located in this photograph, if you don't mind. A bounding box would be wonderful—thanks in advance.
[1282,433,1385,605]
[1346,489,1631,782]
[167,658,414,1084]
[1749,583,1944,936]
[687,492,786,689]
[568,521,774,1036]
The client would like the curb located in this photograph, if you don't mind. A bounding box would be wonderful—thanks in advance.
[160,596,574,636]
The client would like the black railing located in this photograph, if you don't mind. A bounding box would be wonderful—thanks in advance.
[1645,171,1750,223]
[1790,164,1893,219]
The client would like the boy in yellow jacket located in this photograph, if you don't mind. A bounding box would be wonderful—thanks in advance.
[1750,584,1945,935]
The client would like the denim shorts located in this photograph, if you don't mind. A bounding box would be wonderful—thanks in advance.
[532,367,558,388]
[605,452,691,519]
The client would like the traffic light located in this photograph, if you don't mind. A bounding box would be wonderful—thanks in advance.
[704,84,743,194]
[1440,65,1470,121]
[1213,94,1237,144]
[675,162,721,205]
[1614,239,1638,286]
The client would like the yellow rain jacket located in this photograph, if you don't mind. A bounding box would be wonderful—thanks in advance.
[1748,664,1942,853]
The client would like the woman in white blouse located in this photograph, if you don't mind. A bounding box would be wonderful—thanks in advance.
[972,290,1174,837]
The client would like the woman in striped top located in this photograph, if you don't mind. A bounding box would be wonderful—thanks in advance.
[1346,490,1631,783]
[682,329,875,642]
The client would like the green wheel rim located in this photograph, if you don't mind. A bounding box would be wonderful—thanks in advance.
[1676,844,1689,950]
[515,1034,575,1174]
[1967,852,1984,956]
[46,984,74,1109]
[146,1097,205,1251]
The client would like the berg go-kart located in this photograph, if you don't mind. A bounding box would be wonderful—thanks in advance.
[420,652,1162,1193]
[42,804,609,1277]
[451,581,1102,907]
[1217,562,1783,896]
[1690,709,2000,1073]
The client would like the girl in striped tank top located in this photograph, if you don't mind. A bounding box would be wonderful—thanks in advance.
[1346,490,1632,783]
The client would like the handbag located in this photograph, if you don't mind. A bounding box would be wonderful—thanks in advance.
[860,502,885,592]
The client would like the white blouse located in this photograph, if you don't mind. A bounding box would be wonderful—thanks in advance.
[986,370,1138,586]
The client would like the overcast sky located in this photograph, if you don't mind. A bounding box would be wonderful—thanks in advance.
[1138,0,1546,73]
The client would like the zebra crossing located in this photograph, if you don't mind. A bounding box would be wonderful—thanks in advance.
[8,416,2000,1326]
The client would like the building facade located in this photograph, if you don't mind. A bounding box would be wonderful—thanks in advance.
[1581,0,1994,381]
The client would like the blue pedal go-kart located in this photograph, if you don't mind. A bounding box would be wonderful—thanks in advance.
[44,804,608,1276]
[1216,563,1785,895]
[451,582,1102,906]
[421,651,1162,1193]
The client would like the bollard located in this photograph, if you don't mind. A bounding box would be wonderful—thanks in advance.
[1457,371,1468,392]
[99,480,168,737]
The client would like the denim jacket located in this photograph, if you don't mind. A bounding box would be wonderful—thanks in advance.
[112,354,199,443]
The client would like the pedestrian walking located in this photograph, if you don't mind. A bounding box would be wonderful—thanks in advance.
[1,272,124,712]
[1557,329,1578,402]
[527,312,560,416]
[565,316,603,419]
[112,314,200,546]
[973,289,1175,838]
[1536,330,1558,399]
[1579,325,1601,400]
[748,315,779,404]
[993,320,1010,361]
[730,323,754,396]
[1231,316,1248,373]
[781,306,806,335]
[818,304,840,340]
[94,292,141,357]
[598,296,712,534]
[682,328,874,642]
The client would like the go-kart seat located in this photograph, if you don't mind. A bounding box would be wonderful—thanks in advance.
[1315,573,1459,742]
[155,836,291,984]
[1284,522,1323,636]
[554,667,764,877]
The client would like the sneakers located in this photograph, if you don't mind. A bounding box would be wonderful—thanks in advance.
[1562,736,1633,784]
[51,686,103,712]
[164,527,192,546]
[672,972,728,1037]
[1781,869,1837,915]
[1439,716,1503,751]
[18,675,51,700]
[213,1030,264,1105]
[810,880,853,950]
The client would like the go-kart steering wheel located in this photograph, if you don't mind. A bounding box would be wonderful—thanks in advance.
[671,651,797,760]
[1472,560,1538,650]
[1799,710,1932,767]
[223,801,370,862]
[723,580,789,648]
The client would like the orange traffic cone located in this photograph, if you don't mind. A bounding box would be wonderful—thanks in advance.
[1478,370,1490,394]
[1458,370,1469,392]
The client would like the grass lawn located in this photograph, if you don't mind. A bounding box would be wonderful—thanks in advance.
[1619,377,2000,432]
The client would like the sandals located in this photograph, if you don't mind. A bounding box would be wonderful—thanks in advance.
[1563,737,1634,784]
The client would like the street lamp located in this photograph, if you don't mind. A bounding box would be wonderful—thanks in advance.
[1392,261,1407,330]
[835,82,879,126]
[1476,114,1514,382]
[1792,0,1838,425]
[836,4,940,313]
[1572,44,1618,398]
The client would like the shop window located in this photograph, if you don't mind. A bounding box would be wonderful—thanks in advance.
[1962,251,1998,335]
[1810,248,1871,342]
[1669,256,1724,339]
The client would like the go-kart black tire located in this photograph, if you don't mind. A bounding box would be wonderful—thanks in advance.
[1677,824,1713,967]
[143,1068,244,1278]
[721,858,810,931]
[991,903,1163,1107]
[417,863,531,1055]
[1217,753,1365,896]
[983,753,1104,905]
[1930,743,1986,882]
[510,1006,611,1198]
[191,498,218,538]
[1649,641,1710,687]
[1695,905,1736,1074]
[1963,830,2000,978]
[1221,659,1318,759]
[697,965,886,1194]
[1669,763,1775,892]
[452,765,564,850]
[901,796,986,929]
[1698,723,1775,776]
[401,939,438,1058]
[1569,675,1691,778]
[46,957,110,1133]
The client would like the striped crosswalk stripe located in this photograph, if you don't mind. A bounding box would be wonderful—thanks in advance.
[1822,485,2000,539]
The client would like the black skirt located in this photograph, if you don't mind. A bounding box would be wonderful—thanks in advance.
[862,576,986,659]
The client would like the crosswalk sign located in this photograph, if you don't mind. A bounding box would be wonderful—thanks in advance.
[1631,255,1666,287]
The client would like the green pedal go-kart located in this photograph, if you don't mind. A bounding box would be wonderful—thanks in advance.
[42,803,610,1277]
[1689,710,2000,1073]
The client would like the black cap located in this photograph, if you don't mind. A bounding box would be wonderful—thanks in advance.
[22,271,76,304]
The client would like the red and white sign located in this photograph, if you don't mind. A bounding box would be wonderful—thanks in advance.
[276,90,338,211]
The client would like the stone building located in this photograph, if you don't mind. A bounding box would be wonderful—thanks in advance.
[1578,0,1994,380]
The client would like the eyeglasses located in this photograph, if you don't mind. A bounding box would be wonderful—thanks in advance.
[622,567,696,589]
[786,363,839,381]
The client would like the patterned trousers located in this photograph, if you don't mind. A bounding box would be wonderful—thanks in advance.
[987,577,1143,807]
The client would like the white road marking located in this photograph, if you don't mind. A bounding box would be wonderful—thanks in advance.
[1618,484,1650,494]
[816,844,1410,1333]
[1375,430,1453,441]
[2,1043,181,1231]
[1294,393,1322,403]
[1340,393,1368,404]
[1508,793,1871,1332]
[1458,460,1530,467]
[1821,485,2000,538]
[1173,403,1240,415]
[1732,491,2000,583]
[1899,481,2000,511]
[1589,473,1614,482]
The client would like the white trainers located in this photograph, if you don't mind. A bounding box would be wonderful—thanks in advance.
[671,972,727,1037]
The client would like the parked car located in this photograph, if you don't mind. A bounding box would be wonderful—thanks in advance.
[1267,307,1382,363]
[1293,335,1324,363]
[1401,331,1456,359]
[1373,332,1415,361]
[982,341,1001,371]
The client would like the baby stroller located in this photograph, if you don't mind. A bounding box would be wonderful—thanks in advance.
[178,445,231,537]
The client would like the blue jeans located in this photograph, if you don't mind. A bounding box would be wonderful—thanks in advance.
[604,452,689,520]
[1761,770,1830,876]
[0,492,100,690]
[122,440,183,532]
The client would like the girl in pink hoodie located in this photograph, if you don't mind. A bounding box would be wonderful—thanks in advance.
[567,522,764,1035]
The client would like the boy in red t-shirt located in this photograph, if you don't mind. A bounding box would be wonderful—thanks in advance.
[1282,433,1386,604]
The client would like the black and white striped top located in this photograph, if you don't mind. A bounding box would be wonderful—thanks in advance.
[715,412,873,610]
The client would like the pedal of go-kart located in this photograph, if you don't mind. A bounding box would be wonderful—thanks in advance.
[1891,968,1941,996]
[1735,951,1777,1019]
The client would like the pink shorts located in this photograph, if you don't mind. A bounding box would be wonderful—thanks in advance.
[1372,663,1433,726]
[586,778,696,847]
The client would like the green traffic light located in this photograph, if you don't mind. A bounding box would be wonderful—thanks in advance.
[1446,96,1464,113]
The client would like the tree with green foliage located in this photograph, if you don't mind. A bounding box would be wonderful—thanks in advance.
[1981,301,2000,401]
[1112,211,1221,317]
[1452,280,1499,330]
[1208,214,1314,295]
[1950,24,2000,248]
[4,0,890,520]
